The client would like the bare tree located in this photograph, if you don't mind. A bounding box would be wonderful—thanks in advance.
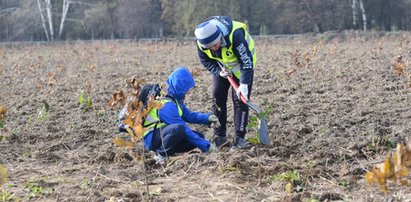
[58,0,71,39]
[351,0,358,27]
[359,0,367,30]
[37,0,50,41]
[37,0,73,41]
[45,0,54,40]
[350,0,367,30]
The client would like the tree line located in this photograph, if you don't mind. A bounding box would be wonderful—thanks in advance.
[0,0,410,42]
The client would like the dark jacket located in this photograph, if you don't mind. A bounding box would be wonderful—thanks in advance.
[196,16,254,84]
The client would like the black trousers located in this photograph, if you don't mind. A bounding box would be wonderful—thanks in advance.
[151,124,205,156]
[212,74,253,138]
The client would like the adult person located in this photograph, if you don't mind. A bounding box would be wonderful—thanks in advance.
[194,16,256,149]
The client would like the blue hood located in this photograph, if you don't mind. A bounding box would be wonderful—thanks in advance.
[166,67,195,100]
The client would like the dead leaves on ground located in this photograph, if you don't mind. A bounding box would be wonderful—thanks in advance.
[391,55,411,88]
[287,44,320,77]
[365,141,411,194]
[392,55,406,76]
[46,72,57,86]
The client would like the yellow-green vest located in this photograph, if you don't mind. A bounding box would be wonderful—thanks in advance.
[197,21,257,79]
[142,99,182,137]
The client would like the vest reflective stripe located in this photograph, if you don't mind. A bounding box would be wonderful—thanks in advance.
[142,99,182,137]
[198,21,256,79]
[144,115,158,123]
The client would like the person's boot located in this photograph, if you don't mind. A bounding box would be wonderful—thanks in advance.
[153,153,166,165]
[213,136,229,149]
[231,136,249,149]
[207,143,218,153]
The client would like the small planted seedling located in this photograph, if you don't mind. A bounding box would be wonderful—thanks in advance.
[80,178,91,189]
[247,115,260,144]
[79,90,93,108]
[25,177,53,199]
[270,170,303,193]
[37,100,49,121]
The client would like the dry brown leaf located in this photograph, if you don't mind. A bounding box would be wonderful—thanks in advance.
[87,64,96,72]
[46,72,57,86]
[113,138,133,148]
[365,143,411,194]
[403,140,411,164]
[36,81,42,92]
[123,115,135,127]
[58,65,66,72]
[382,155,395,178]
[109,90,126,109]
[400,179,410,186]
[392,55,406,76]
[110,80,165,148]
[154,102,163,110]
[132,125,143,141]
[0,105,7,120]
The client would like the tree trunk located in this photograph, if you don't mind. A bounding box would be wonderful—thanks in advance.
[384,0,391,31]
[44,0,54,41]
[58,0,70,39]
[359,0,367,31]
[351,0,358,28]
[37,0,50,41]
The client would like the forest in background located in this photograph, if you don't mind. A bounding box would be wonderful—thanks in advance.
[1,0,411,42]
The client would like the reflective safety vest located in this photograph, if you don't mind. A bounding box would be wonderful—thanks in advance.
[198,21,257,79]
[142,98,182,137]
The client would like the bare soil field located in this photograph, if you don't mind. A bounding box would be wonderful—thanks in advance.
[1,32,410,201]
